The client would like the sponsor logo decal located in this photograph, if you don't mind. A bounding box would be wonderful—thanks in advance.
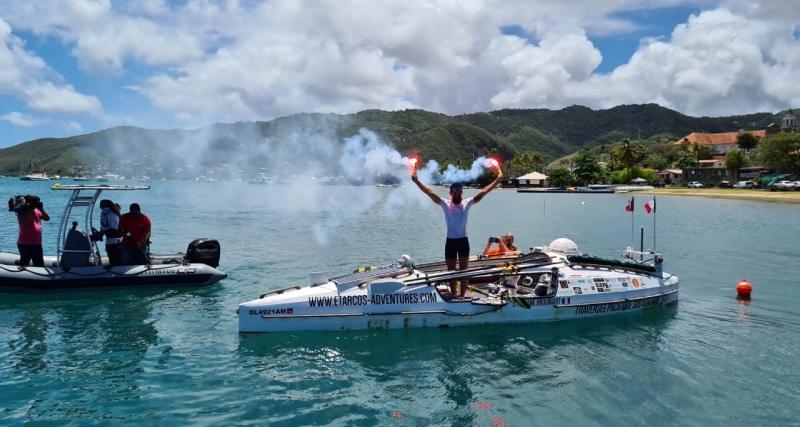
[143,268,178,276]
[511,297,556,309]
[308,295,369,307]
[307,292,438,308]
[632,278,641,288]
[370,292,438,305]
[574,295,664,315]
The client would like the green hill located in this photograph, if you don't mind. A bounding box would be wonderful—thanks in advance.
[0,104,781,177]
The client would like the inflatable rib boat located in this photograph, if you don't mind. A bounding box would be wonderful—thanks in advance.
[0,185,226,292]
[239,239,679,333]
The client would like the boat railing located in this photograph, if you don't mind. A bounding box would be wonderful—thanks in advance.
[331,264,412,286]
[620,249,663,266]
[566,251,662,275]
[403,256,560,286]
[260,286,301,299]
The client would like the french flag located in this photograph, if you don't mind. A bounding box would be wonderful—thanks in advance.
[625,196,634,212]
[644,197,656,214]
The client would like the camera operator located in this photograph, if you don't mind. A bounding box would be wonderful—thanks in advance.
[16,196,50,267]
[482,232,518,258]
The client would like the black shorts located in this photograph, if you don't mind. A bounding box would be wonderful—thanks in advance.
[445,237,470,260]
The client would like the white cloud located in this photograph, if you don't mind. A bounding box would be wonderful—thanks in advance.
[22,81,102,114]
[64,120,83,131]
[0,0,203,72]
[0,111,47,127]
[562,7,800,115]
[0,17,102,115]
[130,0,798,120]
[1,0,797,126]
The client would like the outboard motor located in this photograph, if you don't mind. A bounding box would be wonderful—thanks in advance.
[185,238,221,268]
[61,222,93,268]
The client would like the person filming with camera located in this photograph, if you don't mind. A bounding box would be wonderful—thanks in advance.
[482,232,519,258]
[13,196,50,267]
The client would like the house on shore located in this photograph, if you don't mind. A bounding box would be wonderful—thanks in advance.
[516,171,549,188]
[672,130,767,155]
[658,169,683,184]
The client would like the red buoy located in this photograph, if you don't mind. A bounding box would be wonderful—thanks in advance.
[736,278,752,299]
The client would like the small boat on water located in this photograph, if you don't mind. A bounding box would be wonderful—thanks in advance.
[239,239,678,333]
[576,184,616,193]
[0,184,226,292]
[517,187,571,193]
[20,173,50,181]
[518,184,616,194]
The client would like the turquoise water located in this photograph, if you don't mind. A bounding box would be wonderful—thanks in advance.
[1,178,798,425]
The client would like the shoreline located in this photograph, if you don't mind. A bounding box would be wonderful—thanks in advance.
[641,188,800,204]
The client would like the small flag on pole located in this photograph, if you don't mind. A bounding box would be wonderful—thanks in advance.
[644,198,656,214]
[625,196,634,212]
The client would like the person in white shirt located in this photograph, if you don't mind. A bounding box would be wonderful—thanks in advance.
[96,199,123,266]
[411,163,502,298]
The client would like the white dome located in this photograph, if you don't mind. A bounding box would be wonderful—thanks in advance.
[548,238,580,255]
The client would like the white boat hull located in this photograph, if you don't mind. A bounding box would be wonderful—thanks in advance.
[239,255,679,333]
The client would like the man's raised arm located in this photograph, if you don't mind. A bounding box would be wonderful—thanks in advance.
[473,163,503,204]
[411,168,442,205]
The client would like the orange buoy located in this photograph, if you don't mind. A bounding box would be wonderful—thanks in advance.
[736,278,752,299]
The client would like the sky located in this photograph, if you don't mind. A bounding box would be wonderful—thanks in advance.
[0,0,798,147]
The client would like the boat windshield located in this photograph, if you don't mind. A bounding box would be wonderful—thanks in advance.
[49,184,151,265]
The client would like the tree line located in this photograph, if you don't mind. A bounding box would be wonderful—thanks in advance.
[501,131,800,187]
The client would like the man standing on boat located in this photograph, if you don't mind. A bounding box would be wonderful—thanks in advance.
[119,203,151,265]
[411,161,502,298]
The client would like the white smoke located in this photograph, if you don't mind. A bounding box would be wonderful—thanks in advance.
[439,157,495,184]
[98,124,495,246]
[338,127,495,186]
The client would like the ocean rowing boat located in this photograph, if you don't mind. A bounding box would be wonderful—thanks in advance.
[239,238,678,333]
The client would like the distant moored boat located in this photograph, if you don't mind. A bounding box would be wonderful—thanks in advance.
[20,172,50,181]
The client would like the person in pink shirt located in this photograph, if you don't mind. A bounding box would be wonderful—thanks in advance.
[17,199,50,267]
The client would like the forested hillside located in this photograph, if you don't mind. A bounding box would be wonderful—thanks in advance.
[0,104,779,178]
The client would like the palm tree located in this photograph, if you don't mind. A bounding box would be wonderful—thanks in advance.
[507,152,543,178]
[613,138,645,174]
[736,132,759,153]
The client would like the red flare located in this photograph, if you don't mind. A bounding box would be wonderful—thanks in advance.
[488,158,500,169]
[492,415,506,427]
[392,411,403,419]
[473,402,491,410]
[407,156,419,175]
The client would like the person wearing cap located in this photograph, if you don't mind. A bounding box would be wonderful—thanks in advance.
[411,164,503,298]
[118,203,152,265]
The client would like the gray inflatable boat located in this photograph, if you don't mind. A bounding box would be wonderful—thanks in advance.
[1,184,227,292]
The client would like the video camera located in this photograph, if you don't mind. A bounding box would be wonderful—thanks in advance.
[8,195,42,214]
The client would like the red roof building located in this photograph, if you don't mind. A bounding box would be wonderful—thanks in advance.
[672,130,766,154]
